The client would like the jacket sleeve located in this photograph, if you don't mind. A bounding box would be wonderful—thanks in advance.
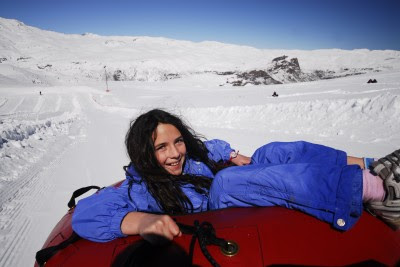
[72,180,136,242]
[204,139,234,162]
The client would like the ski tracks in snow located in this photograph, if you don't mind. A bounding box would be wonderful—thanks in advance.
[0,91,86,266]
[0,132,78,266]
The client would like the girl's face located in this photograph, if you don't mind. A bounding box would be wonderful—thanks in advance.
[153,123,186,175]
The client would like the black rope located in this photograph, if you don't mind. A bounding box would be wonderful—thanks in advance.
[177,220,230,267]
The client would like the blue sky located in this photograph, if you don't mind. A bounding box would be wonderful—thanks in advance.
[1,0,399,50]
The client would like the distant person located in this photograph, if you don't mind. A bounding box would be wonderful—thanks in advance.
[39,91,42,95]
[72,109,400,244]
[272,91,279,97]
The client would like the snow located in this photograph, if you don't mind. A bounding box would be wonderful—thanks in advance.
[0,17,399,266]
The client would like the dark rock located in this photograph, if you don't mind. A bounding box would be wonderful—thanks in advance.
[0,137,8,148]
[313,70,336,79]
[164,73,180,80]
[290,58,300,69]
[37,64,52,69]
[233,70,282,86]
[313,68,368,80]
[113,70,126,81]
[32,79,42,84]
[272,55,288,62]
[17,57,31,61]
[0,58,7,63]
[215,71,235,75]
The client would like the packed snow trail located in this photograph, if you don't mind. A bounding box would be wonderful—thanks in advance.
[0,87,130,267]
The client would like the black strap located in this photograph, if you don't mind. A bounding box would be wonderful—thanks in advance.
[35,231,81,267]
[67,185,101,208]
[35,185,101,266]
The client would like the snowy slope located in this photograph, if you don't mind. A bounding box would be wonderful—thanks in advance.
[0,17,399,266]
[1,17,400,85]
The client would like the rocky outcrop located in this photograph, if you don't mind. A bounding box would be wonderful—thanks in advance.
[112,69,126,81]
[312,68,369,80]
[227,70,282,86]
[224,56,311,86]
[222,55,376,86]
[111,69,181,81]
[267,55,305,82]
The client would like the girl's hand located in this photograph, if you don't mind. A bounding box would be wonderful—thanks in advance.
[230,153,251,166]
[138,214,181,244]
[121,212,181,244]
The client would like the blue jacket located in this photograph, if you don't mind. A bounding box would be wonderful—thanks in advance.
[72,139,233,242]
[72,140,363,242]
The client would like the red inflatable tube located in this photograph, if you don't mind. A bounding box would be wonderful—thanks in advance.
[35,204,400,266]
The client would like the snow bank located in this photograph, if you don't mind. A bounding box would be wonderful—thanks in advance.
[0,118,78,182]
[183,92,399,143]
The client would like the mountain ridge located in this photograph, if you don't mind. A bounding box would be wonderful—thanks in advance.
[1,17,399,85]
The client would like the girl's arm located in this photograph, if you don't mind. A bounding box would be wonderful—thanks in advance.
[205,139,251,165]
[72,181,136,242]
[204,139,236,162]
[72,182,133,242]
[121,212,181,244]
[72,180,182,243]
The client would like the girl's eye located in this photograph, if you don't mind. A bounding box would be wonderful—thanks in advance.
[156,145,165,151]
[176,138,184,144]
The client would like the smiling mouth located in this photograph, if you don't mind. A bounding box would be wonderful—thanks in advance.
[166,158,182,167]
[165,157,185,170]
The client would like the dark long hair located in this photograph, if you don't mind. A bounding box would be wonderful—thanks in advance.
[125,109,223,214]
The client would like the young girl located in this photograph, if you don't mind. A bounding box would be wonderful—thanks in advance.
[72,109,400,243]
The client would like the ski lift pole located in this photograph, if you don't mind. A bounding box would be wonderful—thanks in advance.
[104,66,109,92]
